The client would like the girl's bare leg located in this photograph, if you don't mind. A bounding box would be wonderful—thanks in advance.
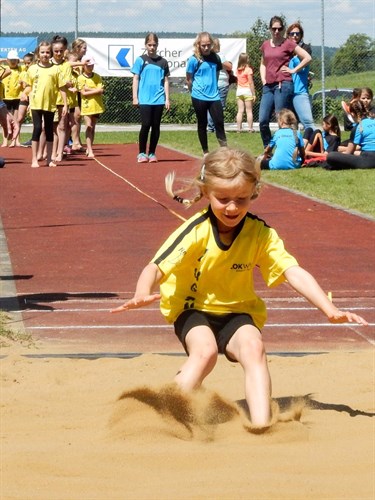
[12,104,27,146]
[245,100,254,131]
[55,109,67,162]
[46,141,56,167]
[71,106,82,150]
[84,115,97,158]
[226,325,272,427]
[37,130,47,160]
[9,110,21,146]
[174,326,218,390]
[31,140,40,168]
[236,99,244,132]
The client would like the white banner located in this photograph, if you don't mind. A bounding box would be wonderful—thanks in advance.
[85,38,246,78]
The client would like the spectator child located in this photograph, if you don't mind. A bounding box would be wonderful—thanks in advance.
[2,50,22,147]
[77,55,105,158]
[260,108,305,170]
[131,32,170,163]
[13,52,34,147]
[186,32,227,156]
[235,53,256,133]
[325,100,375,170]
[22,41,68,168]
[304,114,341,158]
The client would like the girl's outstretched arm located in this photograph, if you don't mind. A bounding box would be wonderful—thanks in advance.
[111,262,163,313]
[284,266,368,325]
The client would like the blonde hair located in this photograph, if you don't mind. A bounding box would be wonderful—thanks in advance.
[35,41,52,61]
[166,147,261,207]
[277,108,298,129]
[237,53,250,70]
[193,32,214,61]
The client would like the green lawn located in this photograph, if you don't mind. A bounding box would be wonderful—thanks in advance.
[90,130,375,219]
[20,129,372,218]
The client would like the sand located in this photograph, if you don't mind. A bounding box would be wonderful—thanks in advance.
[1,347,374,500]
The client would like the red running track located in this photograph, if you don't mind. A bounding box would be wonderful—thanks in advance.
[0,144,374,354]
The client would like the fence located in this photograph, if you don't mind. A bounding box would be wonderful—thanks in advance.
[1,0,374,126]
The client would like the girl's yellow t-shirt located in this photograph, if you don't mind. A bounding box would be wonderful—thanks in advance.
[2,65,22,99]
[77,72,105,116]
[25,63,66,112]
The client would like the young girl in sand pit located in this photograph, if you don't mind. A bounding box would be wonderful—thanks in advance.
[112,147,367,428]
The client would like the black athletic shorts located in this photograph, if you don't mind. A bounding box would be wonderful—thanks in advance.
[174,309,259,362]
[4,99,20,111]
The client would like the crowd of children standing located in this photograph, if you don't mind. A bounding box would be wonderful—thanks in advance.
[0,36,105,167]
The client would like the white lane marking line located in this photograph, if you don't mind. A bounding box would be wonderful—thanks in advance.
[26,323,375,330]
[17,306,375,314]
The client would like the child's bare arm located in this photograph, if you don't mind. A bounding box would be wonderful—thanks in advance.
[111,263,163,313]
[284,265,368,325]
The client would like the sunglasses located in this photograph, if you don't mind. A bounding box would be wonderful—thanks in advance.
[200,44,211,48]
[288,31,301,37]
[271,27,283,32]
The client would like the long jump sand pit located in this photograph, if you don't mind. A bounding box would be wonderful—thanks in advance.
[1,349,373,499]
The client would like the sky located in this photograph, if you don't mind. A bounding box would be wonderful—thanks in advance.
[1,0,374,48]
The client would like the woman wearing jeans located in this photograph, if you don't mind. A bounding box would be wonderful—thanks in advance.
[186,32,227,156]
[259,16,311,147]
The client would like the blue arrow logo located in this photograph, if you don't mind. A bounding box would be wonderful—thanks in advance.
[116,48,131,68]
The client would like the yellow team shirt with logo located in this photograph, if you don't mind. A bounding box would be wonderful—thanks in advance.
[3,65,22,99]
[153,207,298,329]
[53,61,77,108]
[25,63,66,112]
[77,73,105,116]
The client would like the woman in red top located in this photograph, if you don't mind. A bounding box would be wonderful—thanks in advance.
[259,16,311,147]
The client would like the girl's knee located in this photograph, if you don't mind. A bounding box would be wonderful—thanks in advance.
[193,347,218,370]
[238,336,266,363]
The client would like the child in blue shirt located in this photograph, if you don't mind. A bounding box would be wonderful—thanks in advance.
[259,109,305,170]
[131,32,170,163]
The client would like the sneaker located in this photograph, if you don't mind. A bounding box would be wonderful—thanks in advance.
[21,139,32,148]
[137,153,149,163]
[148,153,158,163]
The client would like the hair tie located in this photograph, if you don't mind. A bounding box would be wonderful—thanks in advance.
[173,195,185,204]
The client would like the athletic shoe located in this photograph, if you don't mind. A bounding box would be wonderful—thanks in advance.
[148,153,158,163]
[21,139,32,148]
[137,153,149,163]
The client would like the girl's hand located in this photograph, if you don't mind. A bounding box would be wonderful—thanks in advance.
[280,65,292,74]
[327,309,368,326]
[110,293,161,313]
[132,97,139,106]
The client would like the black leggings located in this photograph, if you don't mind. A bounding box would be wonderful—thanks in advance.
[139,104,164,155]
[191,97,227,153]
[31,109,54,142]
[326,151,375,169]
